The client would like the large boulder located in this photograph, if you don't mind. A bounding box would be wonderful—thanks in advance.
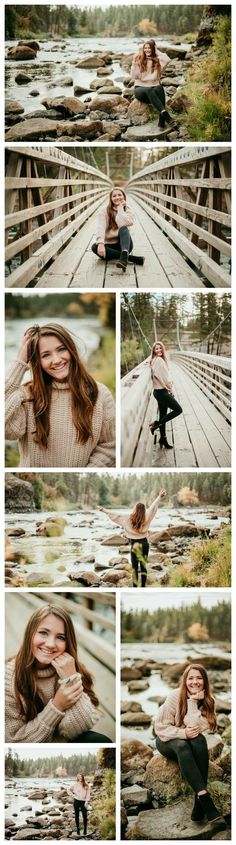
[101,569,128,583]
[144,755,184,802]
[42,96,86,116]
[101,534,128,546]
[151,525,209,543]
[121,739,153,774]
[56,119,102,138]
[121,667,143,681]
[54,76,73,86]
[126,797,222,840]
[5,473,35,512]
[76,57,106,69]
[90,94,128,113]
[121,712,152,726]
[127,99,151,125]
[7,45,37,60]
[74,84,92,96]
[121,785,151,807]
[121,701,143,714]
[122,121,171,141]
[5,117,59,141]
[5,100,25,115]
[68,571,101,586]
[18,39,40,51]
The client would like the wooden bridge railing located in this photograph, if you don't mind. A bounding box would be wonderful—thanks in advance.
[126,146,231,288]
[5,145,112,287]
[172,351,231,423]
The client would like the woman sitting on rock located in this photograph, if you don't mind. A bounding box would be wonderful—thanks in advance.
[5,323,115,468]
[99,489,166,587]
[5,604,111,743]
[91,186,144,272]
[69,773,91,837]
[131,39,172,128]
[154,664,226,830]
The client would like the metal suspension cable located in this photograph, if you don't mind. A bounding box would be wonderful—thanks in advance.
[123,294,152,353]
[177,310,231,352]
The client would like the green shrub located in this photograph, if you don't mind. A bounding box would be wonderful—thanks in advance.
[181,16,231,141]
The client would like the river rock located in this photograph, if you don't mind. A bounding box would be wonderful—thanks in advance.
[128,680,150,692]
[5,101,25,115]
[121,712,152,727]
[122,121,173,141]
[207,733,224,760]
[219,751,231,775]
[217,713,230,730]
[76,57,106,69]
[25,572,54,586]
[90,78,112,89]
[98,85,122,94]
[215,698,231,714]
[126,797,222,840]
[5,118,59,141]
[55,76,73,86]
[121,667,143,681]
[73,555,95,564]
[56,119,102,138]
[74,84,92,96]
[121,739,153,774]
[15,71,33,84]
[101,122,121,139]
[7,45,37,60]
[18,39,40,51]
[144,755,184,801]
[8,527,26,536]
[127,99,151,125]
[132,660,151,676]
[121,701,143,713]
[109,556,128,567]
[11,828,41,839]
[101,534,127,546]
[68,570,101,586]
[208,760,224,779]
[42,96,86,116]
[101,569,128,583]
[97,66,114,76]
[171,93,193,113]
[29,89,39,96]
[151,525,209,543]
[121,785,151,807]
[209,781,231,817]
[90,94,128,113]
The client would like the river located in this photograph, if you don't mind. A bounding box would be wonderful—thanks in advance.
[5,35,192,115]
[5,776,70,824]
[5,506,229,587]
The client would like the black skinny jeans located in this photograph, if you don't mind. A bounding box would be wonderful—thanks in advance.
[74,799,88,834]
[68,730,112,742]
[130,537,149,588]
[92,226,133,261]
[153,388,182,437]
[134,84,166,113]
[156,734,209,793]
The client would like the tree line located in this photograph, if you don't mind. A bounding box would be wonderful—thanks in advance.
[13,471,231,511]
[5,4,202,39]
[121,599,231,643]
[5,292,115,329]
[5,750,97,778]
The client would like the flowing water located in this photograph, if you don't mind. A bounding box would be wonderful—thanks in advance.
[5,506,229,586]
[5,775,73,823]
[5,36,192,115]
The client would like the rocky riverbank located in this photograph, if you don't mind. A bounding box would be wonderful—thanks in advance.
[120,656,231,840]
[5,37,206,142]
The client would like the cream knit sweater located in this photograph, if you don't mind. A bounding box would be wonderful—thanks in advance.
[131,50,170,87]
[154,688,211,741]
[5,360,115,467]
[96,205,134,245]
[102,494,161,540]
[151,357,173,391]
[69,782,91,802]
[5,660,100,743]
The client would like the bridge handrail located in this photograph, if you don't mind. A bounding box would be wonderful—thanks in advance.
[172,350,231,422]
[126,146,231,288]
[5,145,112,287]
[121,357,152,466]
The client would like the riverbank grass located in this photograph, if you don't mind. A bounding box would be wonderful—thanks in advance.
[179,16,231,141]
[90,769,116,839]
[168,525,231,588]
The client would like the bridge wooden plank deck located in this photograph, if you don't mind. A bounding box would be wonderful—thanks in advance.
[126,361,231,469]
[35,199,205,289]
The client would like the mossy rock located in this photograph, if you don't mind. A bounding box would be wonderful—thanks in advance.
[209,781,231,816]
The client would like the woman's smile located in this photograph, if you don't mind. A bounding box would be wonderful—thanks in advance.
[32,613,66,666]
[186,670,204,693]
[39,335,71,380]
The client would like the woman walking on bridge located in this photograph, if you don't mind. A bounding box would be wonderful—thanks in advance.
[69,773,91,837]
[5,603,111,743]
[154,664,226,831]
[91,187,144,272]
[131,40,173,128]
[99,489,166,587]
[5,323,115,468]
[149,341,182,448]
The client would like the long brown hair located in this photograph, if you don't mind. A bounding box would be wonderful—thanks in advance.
[106,187,127,231]
[77,774,89,788]
[24,323,98,448]
[11,605,99,722]
[177,663,216,731]
[150,340,168,365]
[137,40,161,73]
[130,502,146,530]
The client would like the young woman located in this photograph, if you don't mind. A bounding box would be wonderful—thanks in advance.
[131,40,172,128]
[148,341,182,448]
[69,773,91,836]
[91,187,144,272]
[5,323,115,467]
[155,664,226,828]
[5,604,111,743]
[99,489,166,587]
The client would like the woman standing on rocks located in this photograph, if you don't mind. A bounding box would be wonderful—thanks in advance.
[99,489,166,587]
[69,773,90,837]
[131,40,172,128]
[148,341,182,448]
[155,664,226,830]
[5,604,111,742]
[91,186,144,272]
[5,323,115,467]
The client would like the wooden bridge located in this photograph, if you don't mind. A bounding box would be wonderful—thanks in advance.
[5,145,231,289]
[5,591,116,741]
[121,350,231,468]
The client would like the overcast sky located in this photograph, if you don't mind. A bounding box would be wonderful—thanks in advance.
[5,747,100,761]
[121,589,230,613]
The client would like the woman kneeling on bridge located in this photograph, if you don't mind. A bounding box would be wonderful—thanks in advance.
[99,489,166,587]
[5,323,115,468]
[91,187,144,272]
[149,341,182,448]
[155,664,226,832]
[5,604,111,743]
[131,40,173,129]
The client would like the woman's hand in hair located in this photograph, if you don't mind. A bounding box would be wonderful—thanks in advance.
[98,506,105,511]
[51,652,76,680]
[17,331,34,364]
[53,675,83,712]
[159,489,166,499]
[97,243,106,258]
[185,724,202,738]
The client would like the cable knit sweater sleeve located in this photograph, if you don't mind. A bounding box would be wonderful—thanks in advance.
[5,360,30,439]
[96,208,107,244]
[102,508,126,528]
[57,692,100,740]
[5,662,64,743]
[154,689,209,741]
[115,205,134,229]
[87,385,115,467]
[151,358,173,390]
[145,495,161,525]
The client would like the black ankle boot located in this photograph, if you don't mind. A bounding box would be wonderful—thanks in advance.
[128,254,145,266]
[159,111,165,129]
[191,794,205,822]
[150,421,160,435]
[163,109,173,125]
[159,436,173,449]
[198,792,222,822]
[116,250,128,271]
